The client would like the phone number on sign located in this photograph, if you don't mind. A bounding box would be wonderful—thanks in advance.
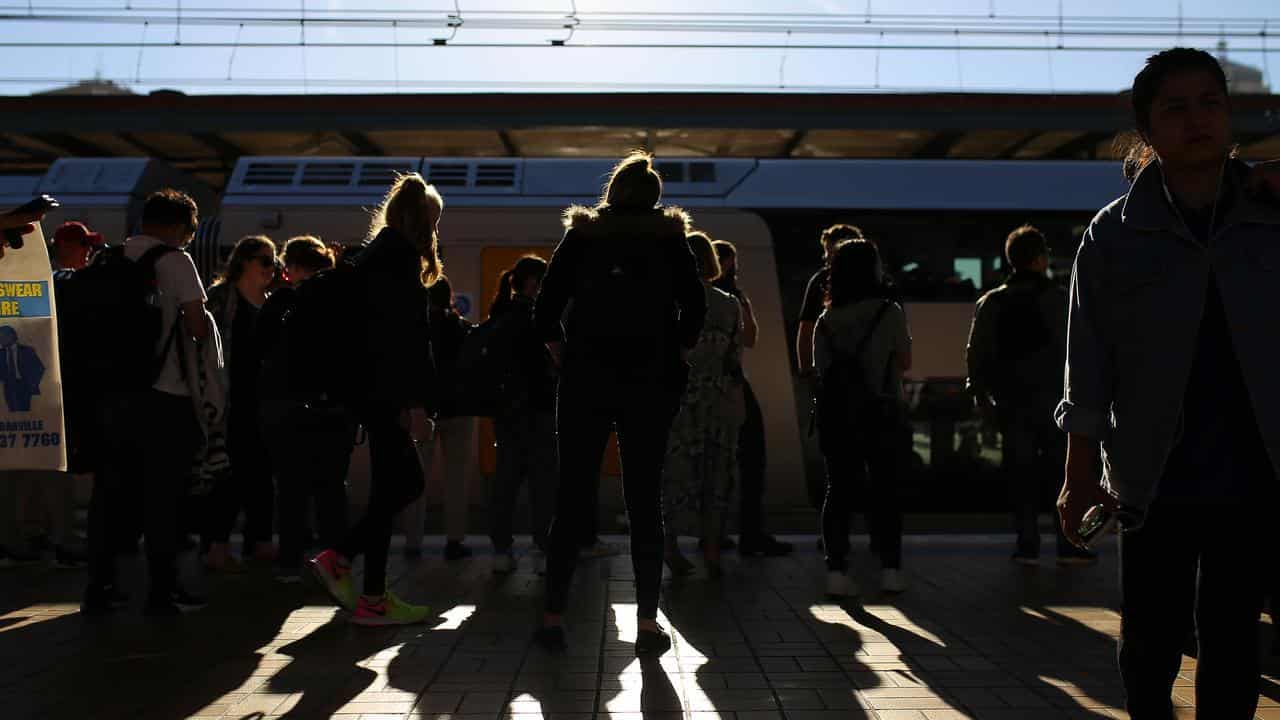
[0,432,60,448]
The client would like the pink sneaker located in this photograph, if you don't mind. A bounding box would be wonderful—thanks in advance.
[308,549,355,611]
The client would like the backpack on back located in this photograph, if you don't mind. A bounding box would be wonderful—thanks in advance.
[991,280,1054,403]
[258,252,369,419]
[814,301,900,453]
[55,244,179,395]
[571,231,678,372]
[452,312,523,418]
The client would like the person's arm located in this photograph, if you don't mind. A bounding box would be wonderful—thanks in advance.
[739,291,759,349]
[534,230,582,367]
[965,295,997,409]
[181,300,209,340]
[796,271,823,374]
[672,239,706,357]
[1054,228,1118,546]
[797,321,816,375]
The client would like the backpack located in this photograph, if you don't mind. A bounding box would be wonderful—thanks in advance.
[258,253,368,419]
[452,312,524,418]
[814,301,901,453]
[990,280,1054,403]
[571,231,679,373]
[54,244,179,395]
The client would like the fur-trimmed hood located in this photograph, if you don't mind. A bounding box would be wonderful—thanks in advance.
[561,204,692,239]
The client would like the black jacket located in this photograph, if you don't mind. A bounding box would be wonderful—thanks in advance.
[427,307,470,418]
[358,227,437,414]
[494,294,557,413]
[535,205,705,387]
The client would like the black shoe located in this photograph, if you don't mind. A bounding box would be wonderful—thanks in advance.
[697,536,737,551]
[739,535,794,557]
[534,625,567,652]
[170,587,208,613]
[0,545,41,568]
[143,599,181,617]
[1011,552,1041,567]
[82,584,128,615]
[635,626,673,657]
[444,541,473,561]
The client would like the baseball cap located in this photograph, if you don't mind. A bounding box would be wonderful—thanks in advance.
[53,221,105,246]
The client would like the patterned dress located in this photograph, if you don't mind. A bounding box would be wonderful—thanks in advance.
[662,284,744,539]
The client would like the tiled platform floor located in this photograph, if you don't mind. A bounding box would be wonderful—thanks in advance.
[0,534,1275,719]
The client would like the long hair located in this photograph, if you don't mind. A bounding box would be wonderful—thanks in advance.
[599,151,663,211]
[1121,47,1231,182]
[213,234,275,287]
[368,173,445,287]
[686,231,721,282]
[281,235,334,274]
[826,239,884,308]
[489,255,547,319]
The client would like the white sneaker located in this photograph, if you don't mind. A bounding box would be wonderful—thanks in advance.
[493,552,515,575]
[881,568,908,594]
[825,571,858,599]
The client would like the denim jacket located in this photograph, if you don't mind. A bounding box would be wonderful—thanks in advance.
[1055,159,1280,511]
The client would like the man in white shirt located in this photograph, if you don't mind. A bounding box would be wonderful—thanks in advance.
[84,189,212,617]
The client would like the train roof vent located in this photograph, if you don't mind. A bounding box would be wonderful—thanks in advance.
[300,162,356,186]
[474,162,518,188]
[358,161,415,186]
[242,161,300,186]
[427,162,470,187]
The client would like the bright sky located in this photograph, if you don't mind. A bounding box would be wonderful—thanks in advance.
[0,0,1275,95]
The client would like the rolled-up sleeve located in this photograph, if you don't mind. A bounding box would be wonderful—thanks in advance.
[1055,228,1112,438]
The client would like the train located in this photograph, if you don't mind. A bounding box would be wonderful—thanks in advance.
[26,155,1131,520]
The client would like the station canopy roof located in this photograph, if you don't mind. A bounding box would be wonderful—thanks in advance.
[1,90,1278,189]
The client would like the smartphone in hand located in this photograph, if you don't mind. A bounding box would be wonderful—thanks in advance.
[4,195,60,250]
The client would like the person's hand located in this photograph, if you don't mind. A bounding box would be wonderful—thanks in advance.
[545,340,564,370]
[400,407,433,444]
[1056,441,1116,549]
[0,209,44,259]
[1247,160,1280,200]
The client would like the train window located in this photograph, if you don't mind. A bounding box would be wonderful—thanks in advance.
[953,257,982,290]
[655,162,685,183]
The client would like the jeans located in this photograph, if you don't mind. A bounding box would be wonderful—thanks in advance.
[204,407,274,552]
[336,413,424,596]
[1001,405,1076,557]
[271,408,353,571]
[821,429,907,571]
[1118,499,1270,719]
[87,390,201,600]
[490,411,558,552]
[737,380,768,540]
[546,381,675,620]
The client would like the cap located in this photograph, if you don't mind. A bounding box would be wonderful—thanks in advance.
[52,221,105,246]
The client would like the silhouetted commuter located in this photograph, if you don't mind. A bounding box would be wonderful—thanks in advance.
[203,235,279,571]
[797,223,866,511]
[663,232,743,578]
[814,239,911,598]
[83,189,212,616]
[402,276,478,561]
[486,257,558,574]
[966,225,1094,566]
[534,153,705,656]
[258,236,350,583]
[308,174,440,626]
[1056,48,1280,719]
[49,220,103,272]
[712,239,792,557]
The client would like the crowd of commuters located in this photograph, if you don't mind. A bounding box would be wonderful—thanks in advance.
[0,44,1275,718]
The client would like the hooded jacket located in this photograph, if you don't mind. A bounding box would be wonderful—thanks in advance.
[535,205,706,386]
[1056,158,1280,511]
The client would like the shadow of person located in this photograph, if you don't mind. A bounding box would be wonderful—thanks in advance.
[0,564,302,720]
[267,616,394,718]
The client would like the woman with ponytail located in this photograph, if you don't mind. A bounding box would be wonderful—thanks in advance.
[1055,48,1280,716]
[308,173,442,626]
[486,256,558,574]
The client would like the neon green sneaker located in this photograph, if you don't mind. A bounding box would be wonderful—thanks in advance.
[350,591,432,626]
[308,549,356,611]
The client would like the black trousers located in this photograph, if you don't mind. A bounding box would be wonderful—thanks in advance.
[490,410,558,552]
[1000,405,1075,557]
[87,390,201,600]
[1118,499,1270,719]
[336,413,424,596]
[546,381,675,620]
[272,409,353,571]
[203,406,274,552]
[736,380,768,540]
[821,429,906,572]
